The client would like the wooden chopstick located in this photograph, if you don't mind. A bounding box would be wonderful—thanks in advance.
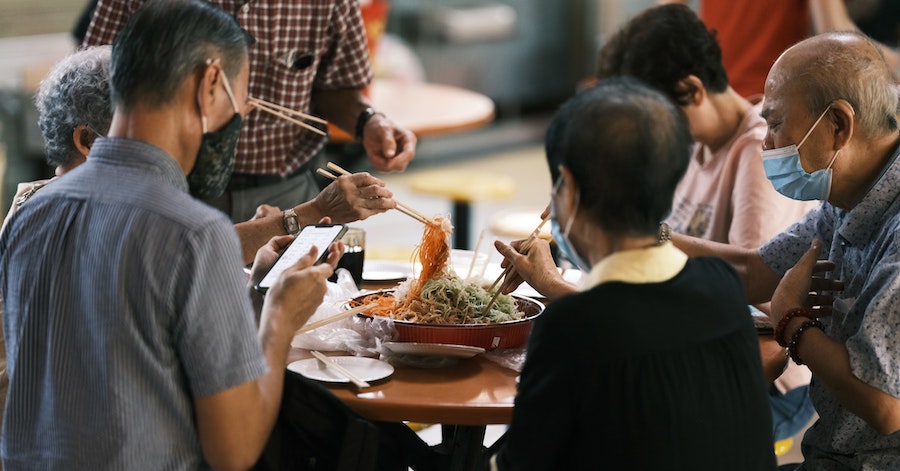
[317,166,429,225]
[483,216,550,314]
[294,302,378,335]
[319,162,433,226]
[249,97,328,124]
[326,162,433,222]
[310,350,370,388]
[251,101,327,136]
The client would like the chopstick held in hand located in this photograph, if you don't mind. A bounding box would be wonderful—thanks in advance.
[249,97,328,136]
[483,216,550,314]
[319,162,434,226]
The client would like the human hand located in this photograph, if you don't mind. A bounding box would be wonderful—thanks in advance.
[494,238,574,301]
[807,259,844,315]
[771,240,840,324]
[251,204,281,221]
[362,114,417,172]
[311,172,395,223]
[253,236,345,332]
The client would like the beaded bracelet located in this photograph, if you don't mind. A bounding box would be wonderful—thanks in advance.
[774,307,816,347]
[788,318,824,366]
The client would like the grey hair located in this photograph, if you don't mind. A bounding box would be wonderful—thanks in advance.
[798,31,898,136]
[35,45,112,167]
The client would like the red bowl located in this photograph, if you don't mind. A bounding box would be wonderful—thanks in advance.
[349,290,544,350]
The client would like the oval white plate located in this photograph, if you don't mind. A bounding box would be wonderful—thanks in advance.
[363,261,413,283]
[382,342,485,359]
[288,356,394,384]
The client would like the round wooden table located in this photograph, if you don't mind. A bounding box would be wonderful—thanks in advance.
[329,78,496,142]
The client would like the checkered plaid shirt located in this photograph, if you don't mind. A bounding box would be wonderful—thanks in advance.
[84,0,373,176]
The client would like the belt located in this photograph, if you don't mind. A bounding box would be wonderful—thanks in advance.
[228,164,310,191]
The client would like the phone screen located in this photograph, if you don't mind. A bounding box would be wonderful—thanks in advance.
[255,224,347,292]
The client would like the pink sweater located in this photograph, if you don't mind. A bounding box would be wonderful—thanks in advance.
[665,102,818,249]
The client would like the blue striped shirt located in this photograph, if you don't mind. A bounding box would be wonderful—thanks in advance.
[0,138,268,470]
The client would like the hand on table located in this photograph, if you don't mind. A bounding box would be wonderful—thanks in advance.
[362,114,417,172]
[311,172,396,223]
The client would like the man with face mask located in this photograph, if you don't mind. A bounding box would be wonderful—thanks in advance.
[490,77,777,470]
[0,1,345,469]
[547,31,900,469]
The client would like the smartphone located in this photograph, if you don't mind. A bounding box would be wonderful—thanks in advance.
[255,224,348,292]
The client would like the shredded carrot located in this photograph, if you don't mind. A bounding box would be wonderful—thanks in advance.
[351,217,523,325]
[406,217,451,300]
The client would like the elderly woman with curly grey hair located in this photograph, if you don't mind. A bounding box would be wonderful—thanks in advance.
[1,45,112,231]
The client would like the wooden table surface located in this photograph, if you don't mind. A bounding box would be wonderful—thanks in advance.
[329,78,496,142]
[290,332,787,427]
[288,349,518,425]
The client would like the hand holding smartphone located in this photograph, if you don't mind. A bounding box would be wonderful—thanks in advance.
[255,224,347,292]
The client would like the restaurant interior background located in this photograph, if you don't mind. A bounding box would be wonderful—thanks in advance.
[16,0,900,464]
[0,0,662,213]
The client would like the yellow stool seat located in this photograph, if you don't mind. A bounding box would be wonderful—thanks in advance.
[774,437,794,457]
[489,209,552,240]
[408,170,515,249]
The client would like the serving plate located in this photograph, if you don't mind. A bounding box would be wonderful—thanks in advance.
[382,341,485,358]
[288,356,394,384]
[362,260,414,283]
[349,290,544,350]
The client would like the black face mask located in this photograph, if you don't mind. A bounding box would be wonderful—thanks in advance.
[188,112,241,199]
[187,60,242,200]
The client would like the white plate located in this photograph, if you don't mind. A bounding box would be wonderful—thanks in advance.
[382,342,485,359]
[288,356,394,384]
[363,260,414,283]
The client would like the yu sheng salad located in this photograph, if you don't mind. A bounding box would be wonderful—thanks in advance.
[358,217,525,325]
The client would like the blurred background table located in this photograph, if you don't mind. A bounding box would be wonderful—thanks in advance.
[329,78,496,142]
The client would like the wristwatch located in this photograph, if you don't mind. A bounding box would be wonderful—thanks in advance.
[658,222,671,244]
[354,107,381,141]
[283,208,300,235]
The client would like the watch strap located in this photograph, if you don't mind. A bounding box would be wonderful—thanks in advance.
[354,107,380,141]
[283,208,300,235]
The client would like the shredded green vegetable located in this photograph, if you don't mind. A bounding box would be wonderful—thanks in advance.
[399,275,523,324]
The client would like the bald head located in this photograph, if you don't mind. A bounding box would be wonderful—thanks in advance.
[767,31,898,137]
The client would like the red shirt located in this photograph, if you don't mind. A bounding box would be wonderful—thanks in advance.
[700,0,810,98]
[85,0,373,176]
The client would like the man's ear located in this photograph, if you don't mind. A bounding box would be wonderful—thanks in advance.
[676,75,706,107]
[556,165,579,213]
[72,124,95,157]
[196,60,223,128]
[828,99,855,151]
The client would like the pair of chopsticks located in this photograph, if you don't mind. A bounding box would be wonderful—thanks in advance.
[294,302,378,336]
[249,97,328,136]
[316,162,434,226]
[310,350,371,388]
[482,216,550,314]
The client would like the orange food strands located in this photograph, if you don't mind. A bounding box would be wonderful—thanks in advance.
[406,217,451,300]
[358,216,451,319]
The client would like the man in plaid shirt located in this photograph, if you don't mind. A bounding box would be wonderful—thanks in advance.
[84,0,417,223]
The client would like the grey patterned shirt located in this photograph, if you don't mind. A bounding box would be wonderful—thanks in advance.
[760,143,900,470]
[0,138,268,470]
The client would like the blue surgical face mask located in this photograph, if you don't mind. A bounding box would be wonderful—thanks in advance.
[550,178,591,272]
[762,106,840,201]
